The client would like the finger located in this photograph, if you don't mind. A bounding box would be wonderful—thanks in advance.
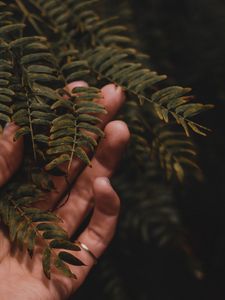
[41,83,125,210]
[96,84,125,125]
[63,177,120,289]
[79,177,120,256]
[0,123,23,187]
[57,120,130,235]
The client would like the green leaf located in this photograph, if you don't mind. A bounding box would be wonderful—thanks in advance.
[16,221,30,250]
[21,53,56,65]
[0,94,12,103]
[0,72,12,79]
[76,106,106,115]
[45,154,70,171]
[61,60,88,72]
[24,208,61,222]
[49,136,73,147]
[28,73,59,84]
[9,215,22,242]
[31,172,55,191]
[10,36,46,48]
[52,114,74,124]
[27,65,57,74]
[78,114,102,124]
[188,122,207,136]
[13,109,28,119]
[47,145,72,155]
[31,111,55,120]
[51,100,73,110]
[0,112,10,122]
[78,133,97,148]
[0,87,14,96]
[73,87,99,93]
[173,162,185,182]
[34,134,49,144]
[50,239,81,251]
[27,228,37,257]
[54,257,76,278]
[15,184,39,197]
[74,147,90,165]
[78,123,104,137]
[0,60,12,72]
[37,223,62,231]
[0,24,25,35]
[15,196,37,206]
[99,54,128,73]
[32,119,51,126]
[0,79,9,86]
[66,70,90,83]
[43,229,68,240]
[50,120,75,133]
[0,103,12,114]
[42,247,51,279]
[14,127,30,140]
[58,251,85,266]
[33,86,61,102]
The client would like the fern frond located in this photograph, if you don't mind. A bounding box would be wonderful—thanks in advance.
[12,40,59,158]
[0,181,83,279]
[121,99,203,182]
[46,86,106,171]
[112,160,185,249]
[82,46,212,136]
[119,99,151,167]
[52,0,212,136]
[96,258,130,300]
[26,0,212,136]
[151,123,203,182]
[0,41,13,127]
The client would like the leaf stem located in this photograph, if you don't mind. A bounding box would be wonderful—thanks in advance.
[15,0,44,36]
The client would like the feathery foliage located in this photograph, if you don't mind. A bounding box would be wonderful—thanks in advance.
[0,0,211,281]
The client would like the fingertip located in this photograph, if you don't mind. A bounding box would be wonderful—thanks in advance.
[94,120,130,171]
[101,84,126,104]
[3,122,18,137]
[93,176,111,192]
[104,120,130,146]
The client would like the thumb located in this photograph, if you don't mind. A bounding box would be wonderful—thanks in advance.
[0,123,23,187]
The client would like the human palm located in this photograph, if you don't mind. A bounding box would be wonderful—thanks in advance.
[0,82,130,300]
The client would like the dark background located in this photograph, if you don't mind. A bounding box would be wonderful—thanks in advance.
[73,1,225,299]
[131,1,225,298]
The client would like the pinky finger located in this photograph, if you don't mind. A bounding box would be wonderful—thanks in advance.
[68,177,120,287]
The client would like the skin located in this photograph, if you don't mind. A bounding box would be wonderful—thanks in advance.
[0,82,130,300]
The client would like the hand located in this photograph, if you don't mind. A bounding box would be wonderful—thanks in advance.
[0,82,130,300]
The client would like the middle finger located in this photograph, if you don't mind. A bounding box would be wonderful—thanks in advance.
[38,83,125,210]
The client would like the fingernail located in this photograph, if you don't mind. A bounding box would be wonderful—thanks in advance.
[3,122,17,137]
[3,122,13,134]
[4,122,11,129]
[101,177,111,185]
